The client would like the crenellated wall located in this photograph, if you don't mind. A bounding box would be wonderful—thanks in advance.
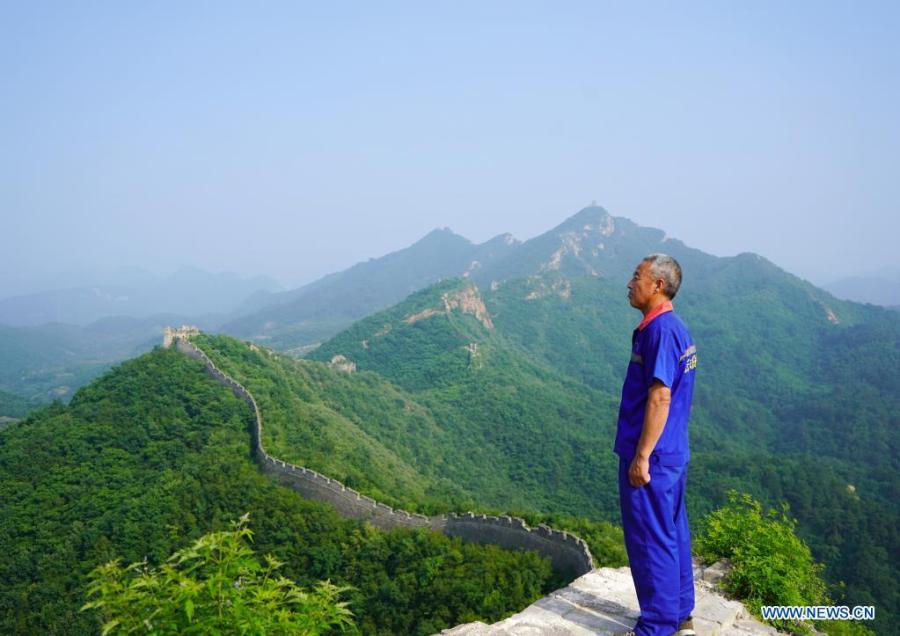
[259,454,435,530]
[442,513,594,580]
[173,335,594,580]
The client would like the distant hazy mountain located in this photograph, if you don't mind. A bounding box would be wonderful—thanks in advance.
[222,228,520,352]
[0,313,218,402]
[823,267,900,306]
[225,204,846,352]
[222,205,708,351]
[0,266,280,327]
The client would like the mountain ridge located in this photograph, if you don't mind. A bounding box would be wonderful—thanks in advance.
[224,205,866,353]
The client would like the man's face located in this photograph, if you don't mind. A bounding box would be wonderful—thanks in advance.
[627,260,662,311]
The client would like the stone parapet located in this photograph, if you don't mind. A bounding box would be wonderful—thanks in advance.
[441,512,593,580]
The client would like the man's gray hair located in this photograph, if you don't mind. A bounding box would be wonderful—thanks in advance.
[644,253,683,300]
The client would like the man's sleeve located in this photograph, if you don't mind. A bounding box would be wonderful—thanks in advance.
[643,325,680,388]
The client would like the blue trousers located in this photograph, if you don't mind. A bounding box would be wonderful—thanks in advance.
[618,456,694,636]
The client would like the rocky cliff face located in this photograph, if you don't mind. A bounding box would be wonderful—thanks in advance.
[403,284,495,330]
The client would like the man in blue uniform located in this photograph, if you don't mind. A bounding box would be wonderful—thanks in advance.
[615,254,697,636]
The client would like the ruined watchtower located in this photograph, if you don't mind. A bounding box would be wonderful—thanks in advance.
[163,325,201,348]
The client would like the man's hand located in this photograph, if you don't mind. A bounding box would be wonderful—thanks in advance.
[628,454,651,487]
[628,380,671,487]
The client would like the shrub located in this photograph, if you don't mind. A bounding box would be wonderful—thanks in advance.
[82,514,354,635]
[696,491,826,634]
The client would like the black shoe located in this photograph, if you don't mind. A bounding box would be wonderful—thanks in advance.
[674,616,696,636]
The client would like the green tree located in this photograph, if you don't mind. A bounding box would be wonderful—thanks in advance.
[82,514,354,635]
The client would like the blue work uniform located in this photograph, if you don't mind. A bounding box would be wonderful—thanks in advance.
[615,305,697,636]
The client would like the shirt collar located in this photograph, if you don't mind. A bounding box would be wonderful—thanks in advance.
[637,299,673,331]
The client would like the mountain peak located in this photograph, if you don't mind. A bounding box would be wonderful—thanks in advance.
[413,227,473,248]
[558,204,612,230]
[544,205,617,247]
[481,232,520,248]
[424,226,464,239]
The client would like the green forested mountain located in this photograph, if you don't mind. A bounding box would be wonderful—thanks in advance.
[303,209,898,633]
[195,324,622,521]
[0,388,43,419]
[0,347,562,635]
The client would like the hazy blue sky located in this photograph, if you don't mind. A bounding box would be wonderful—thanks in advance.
[3,1,898,297]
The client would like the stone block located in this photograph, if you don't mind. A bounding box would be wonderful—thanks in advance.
[693,586,746,629]
[558,588,640,621]
[438,621,492,635]
[703,559,733,586]
[730,618,780,634]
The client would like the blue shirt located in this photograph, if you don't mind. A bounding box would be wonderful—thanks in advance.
[614,310,697,465]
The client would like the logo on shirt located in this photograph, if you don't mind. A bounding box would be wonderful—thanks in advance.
[681,345,697,373]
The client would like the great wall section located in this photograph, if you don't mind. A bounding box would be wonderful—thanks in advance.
[170,331,594,581]
[168,328,780,636]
